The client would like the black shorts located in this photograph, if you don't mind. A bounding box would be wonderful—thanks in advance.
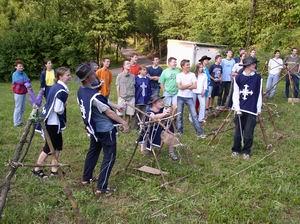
[43,125,63,154]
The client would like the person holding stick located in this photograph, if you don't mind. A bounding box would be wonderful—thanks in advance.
[231,56,262,160]
[284,47,300,98]
[138,96,179,161]
[76,63,129,195]
[32,67,72,178]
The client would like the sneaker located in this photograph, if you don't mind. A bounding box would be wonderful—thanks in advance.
[141,149,152,156]
[95,187,116,197]
[197,134,206,139]
[50,171,59,177]
[188,114,193,123]
[231,152,239,158]
[169,152,179,161]
[199,119,206,124]
[32,169,48,179]
[242,153,250,160]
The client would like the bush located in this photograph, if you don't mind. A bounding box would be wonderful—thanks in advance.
[0,19,93,81]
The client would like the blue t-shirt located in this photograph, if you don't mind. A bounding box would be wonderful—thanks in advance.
[204,67,211,86]
[147,66,163,89]
[221,58,235,82]
[209,64,222,85]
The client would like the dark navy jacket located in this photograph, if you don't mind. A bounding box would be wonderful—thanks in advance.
[232,72,262,115]
[77,86,115,142]
[42,82,68,133]
[135,76,152,105]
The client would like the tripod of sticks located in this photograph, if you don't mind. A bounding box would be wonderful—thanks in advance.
[122,103,186,188]
[0,107,86,224]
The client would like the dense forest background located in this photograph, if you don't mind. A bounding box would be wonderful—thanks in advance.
[0,0,299,81]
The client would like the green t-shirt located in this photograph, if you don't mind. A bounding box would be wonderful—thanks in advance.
[159,67,181,95]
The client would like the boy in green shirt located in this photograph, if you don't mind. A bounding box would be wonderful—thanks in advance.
[159,57,180,108]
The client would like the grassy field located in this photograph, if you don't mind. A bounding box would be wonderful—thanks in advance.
[0,77,300,224]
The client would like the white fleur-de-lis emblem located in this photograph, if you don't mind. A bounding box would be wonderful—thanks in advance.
[79,99,86,119]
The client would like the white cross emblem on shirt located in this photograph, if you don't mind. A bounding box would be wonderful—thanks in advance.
[240,84,253,100]
[79,99,86,119]
[140,82,147,97]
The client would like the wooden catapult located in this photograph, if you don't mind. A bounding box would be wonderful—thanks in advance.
[120,104,189,188]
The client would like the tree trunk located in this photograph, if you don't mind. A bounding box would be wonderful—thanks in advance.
[246,0,257,48]
[115,44,119,63]
[100,41,105,61]
[96,37,101,65]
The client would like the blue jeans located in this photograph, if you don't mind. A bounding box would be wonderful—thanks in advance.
[13,93,26,126]
[176,96,204,135]
[83,129,116,191]
[266,73,280,98]
[151,87,160,98]
[163,92,177,107]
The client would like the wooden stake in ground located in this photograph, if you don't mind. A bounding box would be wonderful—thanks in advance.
[0,110,35,217]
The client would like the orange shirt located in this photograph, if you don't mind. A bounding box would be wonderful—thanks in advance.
[96,67,112,97]
[129,64,140,76]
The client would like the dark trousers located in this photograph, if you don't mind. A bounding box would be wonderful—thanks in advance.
[218,81,231,106]
[232,113,257,155]
[285,74,299,98]
[83,130,116,191]
[224,81,234,108]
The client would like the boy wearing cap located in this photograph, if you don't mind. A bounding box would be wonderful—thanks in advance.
[231,56,262,160]
[139,96,179,161]
[76,63,129,195]
[199,55,212,112]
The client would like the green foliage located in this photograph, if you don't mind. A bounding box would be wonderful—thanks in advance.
[0,0,299,81]
[0,19,92,81]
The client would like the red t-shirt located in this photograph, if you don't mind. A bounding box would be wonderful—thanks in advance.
[129,64,141,76]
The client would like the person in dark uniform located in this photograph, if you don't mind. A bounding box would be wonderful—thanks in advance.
[138,96,179,161]
[32,67,72,178]
[231,57,262,160]
[76,63,129,195]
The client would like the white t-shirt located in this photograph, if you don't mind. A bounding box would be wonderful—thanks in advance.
[268,58,283,75]
[176,72,196,98]
[193,73,208,94]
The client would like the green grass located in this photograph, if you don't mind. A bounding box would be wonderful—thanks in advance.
[0,76,300,224]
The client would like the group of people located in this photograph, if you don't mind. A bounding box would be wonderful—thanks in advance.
[10,47,299,195]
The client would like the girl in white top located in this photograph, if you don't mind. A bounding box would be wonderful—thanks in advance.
[193,63,208,122]
[266,50,283,98]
